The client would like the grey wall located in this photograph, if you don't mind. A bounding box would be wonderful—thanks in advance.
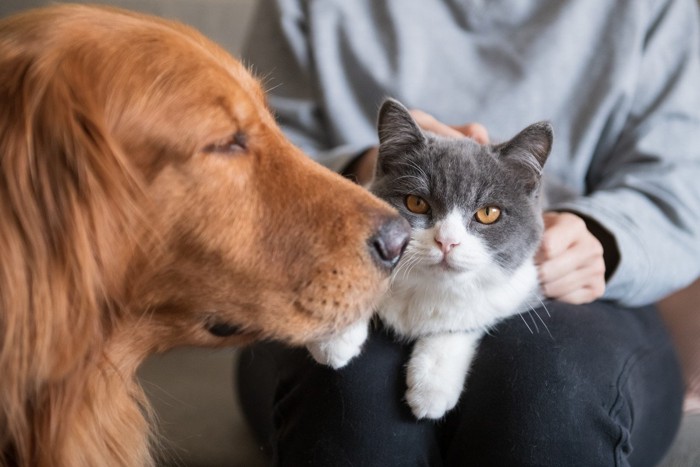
[0,0,255,56]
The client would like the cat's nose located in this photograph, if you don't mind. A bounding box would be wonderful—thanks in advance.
[369,216,410,270]
[435,236,460,254]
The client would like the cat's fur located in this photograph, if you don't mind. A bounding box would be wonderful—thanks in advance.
[308,99,552,419]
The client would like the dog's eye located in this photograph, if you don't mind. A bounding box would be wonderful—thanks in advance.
[203,132,247,155]
[205,321,241,337]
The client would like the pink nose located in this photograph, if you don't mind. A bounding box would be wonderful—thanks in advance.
[434,237,460,254]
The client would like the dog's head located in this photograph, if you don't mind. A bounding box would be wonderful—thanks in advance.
[0,5,411,464]
[0,5,408,366]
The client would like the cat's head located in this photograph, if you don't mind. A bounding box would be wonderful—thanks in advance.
[370,98,552,278]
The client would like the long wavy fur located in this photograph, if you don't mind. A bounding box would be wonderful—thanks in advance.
[0,23,153,465]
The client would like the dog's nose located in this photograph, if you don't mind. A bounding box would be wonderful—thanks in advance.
[369,216,411,270]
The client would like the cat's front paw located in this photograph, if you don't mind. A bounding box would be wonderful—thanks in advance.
[405,355,464,419]
[405,380,462,420]
[306,321,368,369]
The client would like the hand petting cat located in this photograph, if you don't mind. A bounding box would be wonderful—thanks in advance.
[349,110,488,187]
[408,109,490,145]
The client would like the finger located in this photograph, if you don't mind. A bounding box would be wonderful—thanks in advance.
[537,241,604,284]
[535,213,588,262]
[540,263,606,301]
[409,110,466,138]
[454,123,489,144]
[556,284,606,305]
[355,147,378,186]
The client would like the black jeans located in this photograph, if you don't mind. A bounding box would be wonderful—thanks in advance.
[236,301,684,466]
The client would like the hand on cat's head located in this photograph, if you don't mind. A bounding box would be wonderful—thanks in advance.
[408,109,490,144]
[348,104,490,186]
[376,98,552,191]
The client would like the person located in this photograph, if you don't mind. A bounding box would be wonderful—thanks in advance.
[235,0,700,465]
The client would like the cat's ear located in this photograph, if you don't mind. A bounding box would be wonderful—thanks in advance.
[376,98,425,174]
[497,121,553,177]
[377,98,424,147]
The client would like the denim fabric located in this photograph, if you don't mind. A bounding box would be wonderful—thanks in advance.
[237,302,683,466]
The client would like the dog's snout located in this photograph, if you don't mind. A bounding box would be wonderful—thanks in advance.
[369,216,411,270]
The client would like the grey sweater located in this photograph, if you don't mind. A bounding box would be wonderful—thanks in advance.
[243,0,700,306]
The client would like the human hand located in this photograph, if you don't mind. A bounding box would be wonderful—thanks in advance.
[536,212,606,304]
[350,110,489,185]
[409,109,489,143]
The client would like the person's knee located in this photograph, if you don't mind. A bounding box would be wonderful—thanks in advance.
[271,329,442,466]
[446,302,683,465]
[478,301,661,392]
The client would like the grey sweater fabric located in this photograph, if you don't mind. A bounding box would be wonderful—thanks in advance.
[243,0,700,306]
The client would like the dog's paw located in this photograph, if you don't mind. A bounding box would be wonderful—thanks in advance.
[307,321,369,369]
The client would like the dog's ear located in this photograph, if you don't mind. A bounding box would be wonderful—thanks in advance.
[0,50,142,385]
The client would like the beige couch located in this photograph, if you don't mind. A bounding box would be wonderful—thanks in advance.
[1,1,698,465]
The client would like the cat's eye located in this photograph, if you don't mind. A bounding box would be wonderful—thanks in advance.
[405,195,430,214]
[475,206,501,224]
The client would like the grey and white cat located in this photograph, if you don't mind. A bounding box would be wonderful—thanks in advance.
[308,99,552,419]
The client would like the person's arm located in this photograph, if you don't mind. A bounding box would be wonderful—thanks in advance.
[548,0,700,306]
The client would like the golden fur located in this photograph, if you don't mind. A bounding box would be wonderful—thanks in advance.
[0,5,405,465]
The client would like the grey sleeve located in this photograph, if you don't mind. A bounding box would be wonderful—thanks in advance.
[551,0,700,306]
[242,0,368,172]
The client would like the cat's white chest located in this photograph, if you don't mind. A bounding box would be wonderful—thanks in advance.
[378,256,540,420]
[379,258,539,337]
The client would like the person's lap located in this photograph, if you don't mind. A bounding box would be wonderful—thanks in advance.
[237,301,683,466]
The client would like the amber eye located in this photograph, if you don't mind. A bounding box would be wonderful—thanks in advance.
[475,206,501,224]
[405,195,430,214]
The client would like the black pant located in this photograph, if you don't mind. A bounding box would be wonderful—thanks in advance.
[236,301,684,466]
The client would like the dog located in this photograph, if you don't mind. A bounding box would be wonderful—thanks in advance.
[0,5,409,465]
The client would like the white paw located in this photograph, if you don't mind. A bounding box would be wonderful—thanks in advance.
[405,345,467,419]
[306,321,368,369]
[405,373,463,420]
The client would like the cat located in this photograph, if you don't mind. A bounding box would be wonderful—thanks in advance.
[308,98,552,419]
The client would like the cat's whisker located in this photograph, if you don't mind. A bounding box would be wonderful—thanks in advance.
[527,309,540,333]
[400,255,422,280]
[397,159,429,180]
[499,277,551,336]
[534,296,552,318]
[531,307,553,339]
[393,253,412,275]
[392,252,421,283]
[393,174,428,185]
[502,274,553,330]
[518,314,534,334]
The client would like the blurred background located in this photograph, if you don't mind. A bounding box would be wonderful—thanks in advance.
[1,1,698,466]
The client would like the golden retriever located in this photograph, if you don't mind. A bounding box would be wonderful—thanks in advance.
[0,5,409,465]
